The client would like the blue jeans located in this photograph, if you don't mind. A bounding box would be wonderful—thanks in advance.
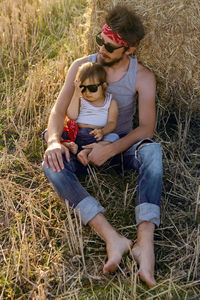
[42,137,163,227]
[42,127,119,149]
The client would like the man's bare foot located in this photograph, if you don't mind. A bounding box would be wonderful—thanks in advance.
[63,142,78,154]
[103,235,133,274]
[131,242,156,287]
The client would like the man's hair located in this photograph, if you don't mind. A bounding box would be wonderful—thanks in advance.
[76,62,107,83]
[105,5,145,47]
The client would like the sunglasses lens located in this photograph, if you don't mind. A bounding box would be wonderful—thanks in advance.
[96,35,103,46]
[88,85,98,92]
[104,44,114,53]
[80,85,98,93]
[96,35,114,53]
[80,85,86,93]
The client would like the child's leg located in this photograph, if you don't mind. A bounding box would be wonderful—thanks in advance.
[102,133,119,143]
[42,129,78,154]
[62,141,78,155]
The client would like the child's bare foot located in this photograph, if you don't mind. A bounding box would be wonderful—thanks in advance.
[77,149,91,166]
[63,142,78,154]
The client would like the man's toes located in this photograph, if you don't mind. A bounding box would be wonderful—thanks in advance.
[103,261,118,274]
[139,270,156,287]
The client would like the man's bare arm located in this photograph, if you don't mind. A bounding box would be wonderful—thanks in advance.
[43,56,88,172]
[109,65,156,154]
[101,99,118,135]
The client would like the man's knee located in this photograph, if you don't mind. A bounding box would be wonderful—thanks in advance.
[136,138,154,150]
[42,161,64,181]
[138,142,163,175]
[42,156,75,179]
[138,141,162,158]
[137,142,152,150]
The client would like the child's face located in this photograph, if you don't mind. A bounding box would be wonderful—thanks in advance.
[80,77,105,102]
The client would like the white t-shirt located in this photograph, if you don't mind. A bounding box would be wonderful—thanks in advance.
[76,93,112,127]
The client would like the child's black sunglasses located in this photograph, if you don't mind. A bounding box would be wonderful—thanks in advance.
[80,82,104,93]
[96,32,127,53]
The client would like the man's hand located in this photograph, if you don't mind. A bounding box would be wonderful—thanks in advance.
[77,149,90,166]
[90,128,103,141]
[44,142,70,172]
[82,142,113,166]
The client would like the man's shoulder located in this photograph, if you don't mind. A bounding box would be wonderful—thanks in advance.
[135,63,156,92]
[137,63,154,78]
[73,53,98,67]
[67,56,90,75]
[72,56,90,67]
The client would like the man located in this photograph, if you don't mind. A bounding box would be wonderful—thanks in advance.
[42,5,163,287]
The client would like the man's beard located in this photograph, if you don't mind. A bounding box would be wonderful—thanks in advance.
[99,52,124,67]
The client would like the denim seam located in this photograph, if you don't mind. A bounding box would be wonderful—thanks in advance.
[136,142,162,209]
[135,150,142,205]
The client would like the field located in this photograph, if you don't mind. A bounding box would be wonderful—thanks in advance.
[0,0,200,299]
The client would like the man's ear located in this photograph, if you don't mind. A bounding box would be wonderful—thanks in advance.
[125,46,136,55]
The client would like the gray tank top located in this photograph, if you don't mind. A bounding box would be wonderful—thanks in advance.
[88,53,137,135]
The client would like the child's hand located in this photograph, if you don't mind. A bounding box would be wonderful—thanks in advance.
[73,80,83,96]
[90,128,103,141]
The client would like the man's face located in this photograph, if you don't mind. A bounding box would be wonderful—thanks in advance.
[98,32,127,67]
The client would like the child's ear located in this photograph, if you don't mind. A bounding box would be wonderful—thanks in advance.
[102,82,107,94]
[102,82,107,96]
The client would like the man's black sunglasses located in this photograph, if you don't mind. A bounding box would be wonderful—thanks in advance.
[96,32,127,53]
[80,82,104,93]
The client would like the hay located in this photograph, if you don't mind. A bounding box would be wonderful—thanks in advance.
[87,0,200,110]
[1,0,200,298]
[85,0,200,293]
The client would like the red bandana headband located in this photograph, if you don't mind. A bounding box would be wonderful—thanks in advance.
[102,24,129,48]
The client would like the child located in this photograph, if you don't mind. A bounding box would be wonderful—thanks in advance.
[43,62,119,166]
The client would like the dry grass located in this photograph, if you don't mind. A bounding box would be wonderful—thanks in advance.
[0,0,200,299]
[88,0,200,111]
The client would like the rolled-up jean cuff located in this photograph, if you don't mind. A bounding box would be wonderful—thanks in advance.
[103,133,119,143]
[75,196,105,225]
[135,203,160,227]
